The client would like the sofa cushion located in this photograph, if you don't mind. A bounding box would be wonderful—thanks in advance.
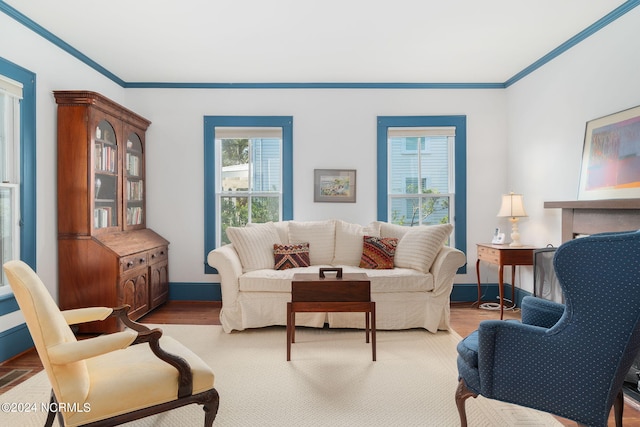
[227,222,283,272]
[248,220,290,243]
[359,236,398,269]
[274,243,310,270]
[239,265,434,293]
[332,220,381,266]
[239,266,331,292]
[394,224,454,273]
[288,220,336,265]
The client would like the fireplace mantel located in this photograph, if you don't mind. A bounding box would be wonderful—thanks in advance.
[544,199,640,242]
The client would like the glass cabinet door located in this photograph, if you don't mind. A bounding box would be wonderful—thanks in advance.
[125,132,144,228]
[94,119,119,230]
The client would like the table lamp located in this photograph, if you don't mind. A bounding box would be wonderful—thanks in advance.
[497,192,528,247]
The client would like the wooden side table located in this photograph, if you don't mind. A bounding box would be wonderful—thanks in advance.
[287,270,375,361]
[476,244,537,319]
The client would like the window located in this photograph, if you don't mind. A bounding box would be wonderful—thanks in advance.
[377,116,467,264]
[215,128,282,245]
[0,57,36,298]
[388,130,453,227]
[204,116,293,273]
[0,75,21,290]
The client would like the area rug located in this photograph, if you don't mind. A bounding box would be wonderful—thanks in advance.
[0,324,561,426]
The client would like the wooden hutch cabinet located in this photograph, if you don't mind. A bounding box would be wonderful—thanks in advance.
[55,91,169,332]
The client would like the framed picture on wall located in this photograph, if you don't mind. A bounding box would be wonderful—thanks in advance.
[314,169,356,203]
[578,104,640,200]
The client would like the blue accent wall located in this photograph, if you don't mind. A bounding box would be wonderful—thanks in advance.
[0,324,33,362]
[169,282,221,301]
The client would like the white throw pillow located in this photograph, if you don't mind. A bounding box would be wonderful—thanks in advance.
[333,220,380,266]
[249,220,289,243]
[379,222,411,240]
[288,220,336,265]
[394,223,454,273]
[227,222,282,272]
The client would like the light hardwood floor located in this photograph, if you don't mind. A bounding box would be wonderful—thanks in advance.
[2,301,639,426]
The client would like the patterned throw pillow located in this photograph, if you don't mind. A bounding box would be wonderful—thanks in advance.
[274,243,311,270]
[359,236,398,269]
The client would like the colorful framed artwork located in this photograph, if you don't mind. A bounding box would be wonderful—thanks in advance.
[314,169,356,203]
[578,105,640,200]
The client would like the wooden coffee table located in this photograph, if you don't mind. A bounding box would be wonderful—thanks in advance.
[287,269,375,361]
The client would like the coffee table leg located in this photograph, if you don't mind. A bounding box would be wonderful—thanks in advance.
[365,311,370,343]
[287,303,292,361]
[371,302,376,362]
[291,311,296,343]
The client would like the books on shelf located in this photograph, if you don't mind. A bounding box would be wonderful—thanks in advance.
[126,153,141,176]
[95,142,116,172]
[127,207,143,225]
[127,180,144,201]
[94,207,112,229]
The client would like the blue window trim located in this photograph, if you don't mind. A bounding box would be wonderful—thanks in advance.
[203,116,293,274]
[377,116,467,273]
[0,56,37,313]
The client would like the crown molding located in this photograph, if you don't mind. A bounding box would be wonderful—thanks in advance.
[2,0,639,90]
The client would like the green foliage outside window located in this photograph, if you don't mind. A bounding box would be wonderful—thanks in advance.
[391,189,449,227]
[219,138,281,245]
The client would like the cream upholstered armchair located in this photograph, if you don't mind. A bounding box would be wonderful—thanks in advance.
[3,260,219,427]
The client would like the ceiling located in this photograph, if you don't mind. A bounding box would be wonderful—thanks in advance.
[4,0,632,84]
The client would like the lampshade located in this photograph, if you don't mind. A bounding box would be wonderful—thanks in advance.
[497,192,528,218]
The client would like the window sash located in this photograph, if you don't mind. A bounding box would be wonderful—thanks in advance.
[0,92,20,183]
[387,129,455,236]
[0,183,19,287]
[214,131,283,247]
[0,76,21,289]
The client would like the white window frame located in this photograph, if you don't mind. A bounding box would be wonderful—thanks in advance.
[0,75,22,293]
[214,127,284,247]
[387,127,455,233]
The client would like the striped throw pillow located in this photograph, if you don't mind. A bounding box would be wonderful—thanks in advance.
[359,236,398,269]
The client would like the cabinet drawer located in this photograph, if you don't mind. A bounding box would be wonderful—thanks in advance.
[477,246,500,264]
[122,252,148,272]
[149,246,168,264]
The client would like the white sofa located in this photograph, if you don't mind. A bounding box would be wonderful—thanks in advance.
[207,219,466,333]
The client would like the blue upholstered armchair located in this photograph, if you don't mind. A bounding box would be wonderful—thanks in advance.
[456,230,640,427]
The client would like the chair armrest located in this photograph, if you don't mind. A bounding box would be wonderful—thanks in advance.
[135,328,194,398]
[50,325,195,399]
[61,307,113,325]
[521,296,565,329]
[430,246,466,296]
[207,244,243,304]
[48,330,138,365]
[476,320,551,397]
[61,305,151,333]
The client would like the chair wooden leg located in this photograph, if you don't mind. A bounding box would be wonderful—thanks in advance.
[614,389,624,427]
[203,388,220,427]
[455,379,478,427]
[45,390,56,427]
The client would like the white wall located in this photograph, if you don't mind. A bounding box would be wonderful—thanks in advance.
[126,88,507,286]
[505,7,640,292]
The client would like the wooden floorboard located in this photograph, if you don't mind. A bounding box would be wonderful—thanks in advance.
[2,300,639,426]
